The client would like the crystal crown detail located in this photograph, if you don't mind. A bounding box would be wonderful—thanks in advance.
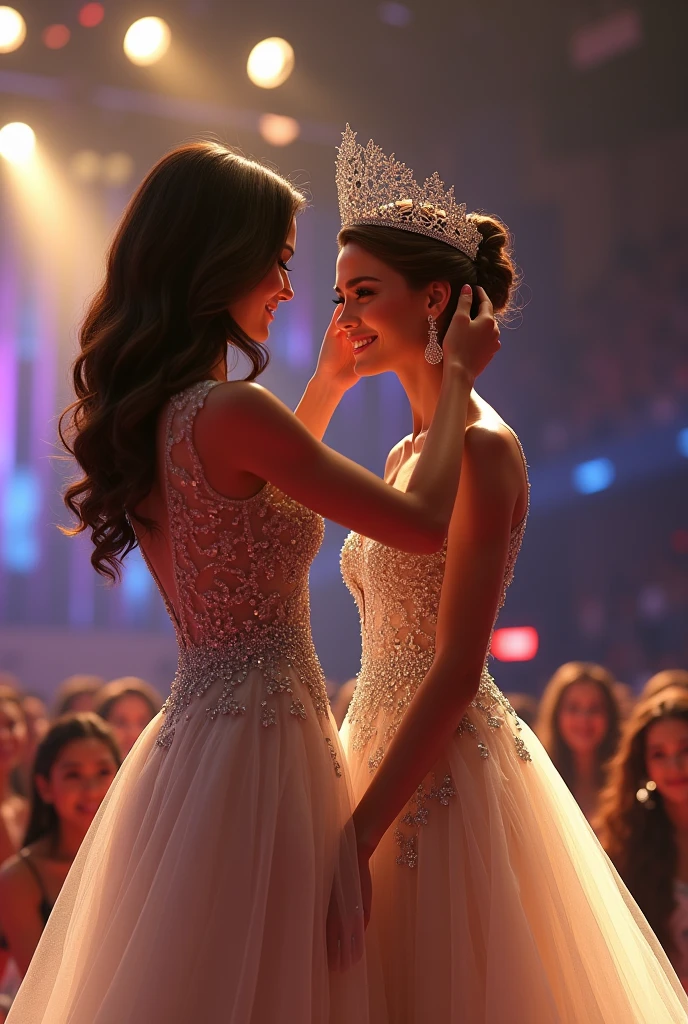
[335,125,482,261]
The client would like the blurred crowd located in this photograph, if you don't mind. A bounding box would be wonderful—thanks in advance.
[513,229,688,460]
[1,660,688,1013]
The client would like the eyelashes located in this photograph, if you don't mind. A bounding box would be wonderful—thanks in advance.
[278,260,293,273]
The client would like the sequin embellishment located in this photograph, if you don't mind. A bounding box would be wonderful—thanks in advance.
[394,774,457,869]
[341,427,532,864]
[143,382,332,753]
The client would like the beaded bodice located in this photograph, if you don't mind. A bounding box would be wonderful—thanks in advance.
[143,381,330,748]
[341,433,531,769]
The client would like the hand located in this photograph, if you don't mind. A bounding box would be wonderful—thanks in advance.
[442,285,500,382]
[325,826,367,972]
[357,845,373,930]
[313,307,359,393]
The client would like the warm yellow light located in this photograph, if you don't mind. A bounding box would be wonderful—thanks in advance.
[259,114,300,147]
[70,149,102,183]
[102,152,134,186]
[247,37,294,89]
[0,6,26,53]
[0,122,35,164]
[123,16,170,66]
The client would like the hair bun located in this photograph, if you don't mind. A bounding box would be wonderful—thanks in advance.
[468,213,516,314]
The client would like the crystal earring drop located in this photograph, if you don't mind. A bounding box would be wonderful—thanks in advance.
[424,314,443,365]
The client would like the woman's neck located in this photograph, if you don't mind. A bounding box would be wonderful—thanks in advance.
[395,357,478,442]
[572,751,599,785]
[0,768,14,804]
[50,821,88,862]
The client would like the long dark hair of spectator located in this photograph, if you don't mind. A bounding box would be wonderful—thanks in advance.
[59,141,305,581]
[23,714,121,847]
[596,687,688,956]
[536,661,622,791]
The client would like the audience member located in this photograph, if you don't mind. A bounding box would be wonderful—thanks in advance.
[596,687,688,992]
[53,675,105,717]
[536,662,622,821]
[0,714,120,977]
[95,678,162,758]
[640,670,688,703]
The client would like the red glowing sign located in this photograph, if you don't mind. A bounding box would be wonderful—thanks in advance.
[492,627,539,662]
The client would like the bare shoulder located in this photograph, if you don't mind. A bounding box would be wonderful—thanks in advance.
[202,380,282,427]
[384,435,411,480]
[0,853,31,892]
[462,411,528,523]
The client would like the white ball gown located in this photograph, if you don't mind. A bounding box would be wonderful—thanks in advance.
[8,381,368,1024]
[339,432,688,1024]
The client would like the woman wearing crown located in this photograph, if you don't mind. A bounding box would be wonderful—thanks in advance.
[296,126,688,1022]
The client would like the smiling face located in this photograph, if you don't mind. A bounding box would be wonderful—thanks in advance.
[334,242,450,376]
[227,218,296,343]
[36,737,118,833]
[645,716,688,809]
[557,681,610,756]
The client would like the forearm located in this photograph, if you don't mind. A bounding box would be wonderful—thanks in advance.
[353,661,480,855]
[294,375,347,441]
[405,362,474,529]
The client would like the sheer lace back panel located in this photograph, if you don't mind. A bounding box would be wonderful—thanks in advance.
[144,381,330,748]
[340,429,532,768]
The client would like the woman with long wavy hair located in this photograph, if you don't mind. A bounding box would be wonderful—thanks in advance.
[6,141,499,1024]
[535,661,622,821]
[597,687,688,993]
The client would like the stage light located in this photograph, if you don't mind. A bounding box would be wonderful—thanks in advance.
[102,152,134,186]
[259,113,300,147]
[79,3,105,28]
[572,457,615,494]
[0,6,26,53]
[492,627,539,662]
[0,122,35,164]
[123,17,171,66]
[247,38,294,89]
[70,149,102,183]
[678,427,688,458]
[42,24,71,50]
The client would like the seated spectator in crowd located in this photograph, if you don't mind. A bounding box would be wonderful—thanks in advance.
[0,714,120,977]
[53,675,105,717]
[12,696,50,801]
[95,678,162,758]
[0,689,28,986]
[641,669,688,703]
[536,661,622,821]
[504,692,539,730]
[596,687,688,993]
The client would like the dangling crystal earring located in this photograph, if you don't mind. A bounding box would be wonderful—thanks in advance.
[636,779,657,809]
[424,314,443,365]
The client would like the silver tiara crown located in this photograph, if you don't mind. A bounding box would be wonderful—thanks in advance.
[335,125,482,261]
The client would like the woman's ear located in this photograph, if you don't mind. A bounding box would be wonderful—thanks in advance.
[426,280,452,318]
[35,774,53,805]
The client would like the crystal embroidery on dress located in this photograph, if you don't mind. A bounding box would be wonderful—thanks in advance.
[340,427,532,862]
[143,381,331,749]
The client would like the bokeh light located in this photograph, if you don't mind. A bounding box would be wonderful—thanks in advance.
[69,150,103,183]
[258,114,300,147]
[0,6,26,53]
[42,24,71,50]
[102,152,134,187]
[123,17,171,66]
[0,122,36,164]
[78,3,105,28]
[247,37,295,89]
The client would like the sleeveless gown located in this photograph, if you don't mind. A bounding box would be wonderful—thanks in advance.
[8,381,368,1024]
[340,434,688,1024]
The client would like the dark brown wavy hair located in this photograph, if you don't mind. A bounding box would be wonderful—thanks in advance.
[60,141,305,581]
[535,661,622,794]
[338,213,517,334]
[595,687,688,956]
[23,713,121,847]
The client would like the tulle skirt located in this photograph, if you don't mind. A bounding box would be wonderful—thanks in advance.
[8,668,368,1024]
[341,710,688,1024]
